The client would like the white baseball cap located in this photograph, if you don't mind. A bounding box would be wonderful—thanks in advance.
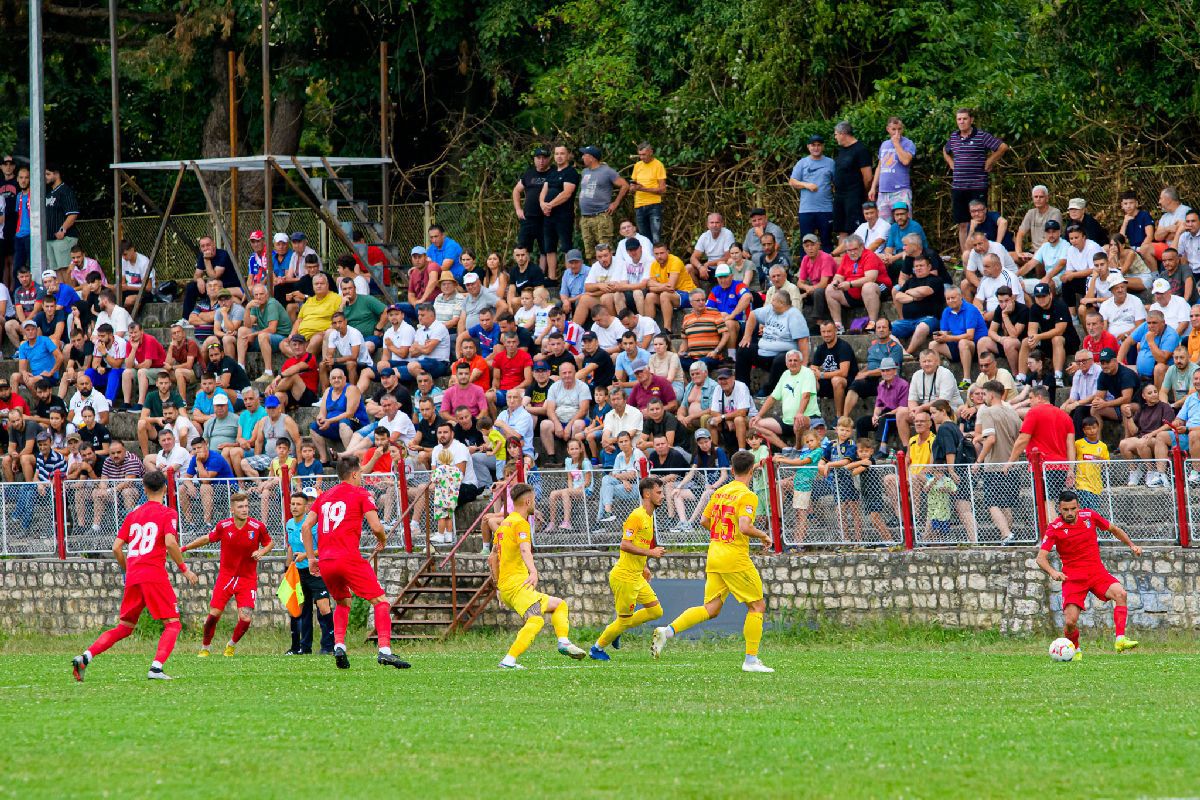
[1152,277,1172,294]
[463,272,480,285]
[273,232,289,244]
[212,394,230,405]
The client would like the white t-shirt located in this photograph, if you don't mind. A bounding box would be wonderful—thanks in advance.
[68,390,112,426]
[152,444,191,472]
[694,228,736,262]
[431,439,477,486]
[709,380,757,419]
[590,319,626,351]
[353,275,371,296]
[853,218,892,253]
[614,234,654,279]
[976,269,1027,312]
[1152,295,1191,331]
[966,240,1017,275]
[121,252,153,287]
[1033,238,1071,272]
[1178,230,1200,273]
[95,306,134,337]
[377,411,416,445]
[170,417,200,447]
[328,326,372,365]
[585,260,628,286]
[623,315,661,342]
[413,321,451,362]
[382,321,416,359]
[1065,239,1104,275]
[95,335,130,362]
[1099,295,1147,338]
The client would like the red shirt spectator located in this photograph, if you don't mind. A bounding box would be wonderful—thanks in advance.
[493,348,532,391]
[0,382,31,414]
[282,351,319,395]
[835,248,890,300]
[133,332,167,367]
[1082,330,1118,362]
[1020,397,1074,465]
[627,373,676,410]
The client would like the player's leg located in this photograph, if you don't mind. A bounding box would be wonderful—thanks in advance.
[200,581,228,656]
[652,574,726,658]
[342,556,409,668]
[1061,602,1082,653]
[500,601,546,669]
[224,586,255,656]
[542,594,586,659]
[1104,580,1138,652]
[151,615,183,679]
[73,591,140,681]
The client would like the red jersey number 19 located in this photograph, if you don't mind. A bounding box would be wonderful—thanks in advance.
[321,501,347,535]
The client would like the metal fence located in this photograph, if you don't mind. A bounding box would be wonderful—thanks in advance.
[908,463,1040,547]
[776,462,904,547]
[0,482,59,556]
[654,466,730,546]
[1042,459,1180,544]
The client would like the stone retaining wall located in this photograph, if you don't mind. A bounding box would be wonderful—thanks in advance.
[3,548,1197,636]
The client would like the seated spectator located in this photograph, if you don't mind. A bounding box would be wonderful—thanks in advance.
[16,318,63,395]
[811,319,859,417]
[596,431,645,523]
[34,293,67,346]
[897,350,962,444]
[1106,234,1154,292]
[84,323,128,407]
[676,362,719,432]
[1149,276,1191,334]
[1087,347,1139,426]
[293,272,339,356]
[205,340,252,402]
[974,380,1023,543]
[267,334,320,409]
[687,212,735,285]
[1151,187,1192,265]
[664,428,729,532]
[932,287,987,387]
[833,201,889,256]
[973,254,1025,323]
[212,289,246,358]
[400,304,452,383]
[707,368,755,451]
[202,394,243,474]
[441,361,488,421]
[588,303,625,353]
[573,243,625,324]
[614,331,651,387]
[1,408,39,481]
[557,250,587,319]
[736,291,809,394]
[855,358,909,447]
[89,439,142,530]
[413,371,444,415]
[705,265,752,345]
[1165,371,1200,480]
[615,237,652,316]
[763,264,803,311]
[648,334,684,400]
[1061,349,1102,434]
[463,305,498,360]
[494,387,536,464]
[646,242,695,331]
[964,198,1014,252]
[743,207,792,263]
[627,360,677,413]
[824,234,889,333]
[753,349,819,449]
[1121,309,1179,387]
[1176,210,1200,275]
[979,287,1028,371]
[577,331,615,389]
[891,254,945,357]
[880,201,928,266]
[1162,346,1197,409]
[888,231,953,288]
[143,426,190,474]
[1021,219,1069,295]
[432,271,465,333]
[749,232,791,293]
[1012,185,1063,267]
[1076,252,1121,320]
[600,387,643,452]
[339,277,386,351]
[179,436,235,529]
[1009,349,1057,410]
[960,231,1017,302]
[1155,249,1193,306]
[678,289,730,373]
[638,396,681,451]
[1099,276,1146,346]
[795,233,837,319]
[488,330,533,413]
[1119,383,1174,488]
[646,434,690,490]
[401,246,439,321]
[1057,224,1104,309]
[308,368,367,462]
[506,244,546,310]
[1065,198,1110,248]
[1021,283,1080,384]
[322,311,375,393]
[844,318,903,414]
[121,322,167,411]
[539,361,591,465]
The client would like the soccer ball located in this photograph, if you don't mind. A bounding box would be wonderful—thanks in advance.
[1048,638,1076,662]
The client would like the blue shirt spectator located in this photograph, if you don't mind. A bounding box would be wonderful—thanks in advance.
[940,301,988,343]
[789,155,834,213]
[296,458,324,489]
[885,217,929,252]
[707,279,751,321]
[560,265,587,301]
[193,386,230,417]
[1130,321,1180,379]
[18,333,60,377]
[49,283,81,311]
[426,235,465,282]
[186,450,235,480]
[615,347,651,380]
[468,321,500,357]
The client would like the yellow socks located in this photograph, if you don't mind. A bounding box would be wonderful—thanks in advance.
[744,611,763,657]
[669,605,711,635]
[597,619,625,648]
[628,605,663,628]
[506,615,544,660]
[550,602,570,640]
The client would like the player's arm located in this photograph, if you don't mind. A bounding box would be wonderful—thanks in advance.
[620,539,665,558]
[112,537,127,571]
[165,534,199,585]
[252,528,274,560]
[487,544,499,583]
[738,512,770,545]
[519,541,538,588]
[299,510,320,574]
[364,508,386,553]
[1034,546,1067,582]
[1105,521,1143,557]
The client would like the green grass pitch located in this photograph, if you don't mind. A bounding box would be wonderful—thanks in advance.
[2,626,1198,798]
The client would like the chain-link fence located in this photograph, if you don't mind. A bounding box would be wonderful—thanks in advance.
[774,462,902,547]
[907,463,1038,547]
[63,476,146,555]
[527,467,601,549]
[0,482,59,555]
[1043,459,1180,543]
[1186,459,1200,548]
[653,466,729,546]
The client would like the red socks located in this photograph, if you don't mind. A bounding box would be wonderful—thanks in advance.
[155,620,181,665]
[231,618,251,644]
[88,623,134,657]
[333,604,350,647]
[202,614,219,647]
[373,602,392,650]
[1114,605,1128,637]
[1064,627,1079,649]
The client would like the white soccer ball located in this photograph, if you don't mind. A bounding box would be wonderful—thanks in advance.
[1048,637,1076,662]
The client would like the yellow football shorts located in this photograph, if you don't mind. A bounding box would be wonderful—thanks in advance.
[703,568,764,605]
[500,584,550,617]
[610,573,658,616]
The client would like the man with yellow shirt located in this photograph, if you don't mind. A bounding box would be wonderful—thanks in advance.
[630,143,667,243]
[646,242,697,331]
[488,483,587,668]
[651,450,775,673]
[590,477,666,661]
[296,273,341,356]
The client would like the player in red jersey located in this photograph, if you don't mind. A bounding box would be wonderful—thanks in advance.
[1037,490,1143,659]
[301,453,410,670]
[182,493,272,657]
[72,470,199,682]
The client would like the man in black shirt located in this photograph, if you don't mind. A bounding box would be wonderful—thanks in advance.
[891,255,946,356]
[832,122,873,239]
[1065,198,1110,247]
[1,408,41,481]
[206,341,252,397]
[0,155,17,283]
[810,319,859,417]
[44,165,81,274]
[540,144,581,280]
[888,233,953,287]
[182,236,243,314]
[980,286,1029,370]
[1091,347,1138,424]
[506,245,546,309]
[1021,283,1081,382]
[639,397,681,451]
[646,433,689,477]
[30,380,67,426]
[578,331,615,389]
[539,333,575,378]
[495,312,536,352]
[513,149,552,270]
[412,397,441,469]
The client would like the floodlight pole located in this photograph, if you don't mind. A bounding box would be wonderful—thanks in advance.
[28,0,46,275]
[261,0,273,290]
[229,50,239,260]
[109,0,123,262]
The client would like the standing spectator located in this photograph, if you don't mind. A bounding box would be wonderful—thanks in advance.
[831,121,873,242]
[1118,383,1174,487]
[1021,283,1080,385]
[789,135,835,250]
[823,235,889,334]
[932,287,987,387]
[743,207,791,263]
[943,108,1009,250]
[810,320,859,418]
[897,350,962,445]
[1013,186,1063,267]
[402,246,439,323]
[0,155,16,282]
[539,144,581,275]
[1007,385,1074,519]
[844,318,905,414]
[868,117,915,221]
[44,165,81,274]
[707,368,756,451]
[795,233,837,319]
[512,148,552,272]
[630,143,667,243]
[929,399,977,543]
[687,213,736,285]
[576,146,629,262]
[426,224,465,282]
[975,380,1022,544]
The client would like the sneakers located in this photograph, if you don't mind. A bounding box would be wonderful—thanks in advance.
[147,667,173,680]
[834,323,846,335]
[741,659,775,673]
[223,644,236,657]
[480,543,492,556]
[557,642,587,660]
[651,626,670,659]
[284,649,301,656]
[589,645,611,661]
[1126,469,1144,486]
[1115,635,1139,653]
[334,646,350,669]
[71,654,88,682]
[498,661,526,669]
[957,379,972,390]
[1071,648,1083,662]
[197,647,210,657]
[999,534,1017,546]
[1145,471,1165,488]
[377,652,411,669]
[596,513,617,524]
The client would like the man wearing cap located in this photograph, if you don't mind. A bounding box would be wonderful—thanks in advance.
[203,393,245,472]
[16,316,64,394]
[688,212,736,285]
[557,249,587,319]
[705,264,752,346]
[266,232,300,304]
[615,236,652,315]
[707,368,756,451]
[789,135,835,250]
[44,165,81,273]
[237,283,291,379]
[1100,271,1147,345]
[539,144,581,276]
[867,117,916,221]
[1022,218,1070,293]
[630,142,667,243]
[574,242,627,324]
[577,146,629,263]
[456,271,500,338]
[431,271,465,335]
[859,357,909,447]
[753,349,819,449]
[1078,347,1138,432]
[794,233,836,318]
[1149,276,1192,335]
[1013,186,1063,265]
[40,269,80,319]
[513,148,553,271]
[627,359,678,414]
[1062,197,1108,247]
[242,393,302,477]
[880,202,929,267]
[246,229,268,284]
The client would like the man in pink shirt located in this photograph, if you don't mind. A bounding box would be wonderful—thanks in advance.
[123,322,168,411]
[796,233,837,321]
[440,361,488,422]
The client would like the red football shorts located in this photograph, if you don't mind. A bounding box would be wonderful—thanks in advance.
[119,580,179,621]
[211,573,258,610]
[1062,570,1119,609]
[320,557,384,602]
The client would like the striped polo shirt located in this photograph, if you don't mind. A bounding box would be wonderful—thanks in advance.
[680,309,727,352]
[944,128,1003,190]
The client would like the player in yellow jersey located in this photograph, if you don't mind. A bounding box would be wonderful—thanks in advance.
[651,450,775,672]
[589,477,667,661]
[487,483,587,668]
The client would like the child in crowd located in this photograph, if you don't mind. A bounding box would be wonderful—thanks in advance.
[514,286,537,331]
[774,429,823,546]
[924,467,958,542]
[259,437,295,522]
[849,437,892,542]
[547,439,593,530]
[295,437,324,492]
[746,430,771,525]
[430,447,462,547]
[532,286,553,339]
[578,385,611,462]
[817,416,863,542]
[479,416,505,480]
[1075,415,1109,511]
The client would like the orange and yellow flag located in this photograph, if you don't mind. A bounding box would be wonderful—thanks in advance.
[276,563,306,617]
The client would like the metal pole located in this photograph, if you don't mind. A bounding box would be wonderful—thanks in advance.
[228,50,239,261]
[380,41,391,243]
[109,0,122,264]
[261,0,272,279]
[29,0,46,276]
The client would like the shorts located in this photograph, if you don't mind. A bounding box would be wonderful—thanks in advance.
[296,388,319,407]
[703,567,764,605]
[929,518,952,537]
[119,580,179,621]
[951,188,989,224]
[610,572,658,616]
[833,190,866,234]
[848,376,880,398]
[983,471,1022,509]
[1044,467,1068,499]
[517,215,545,252]
[246,332,288,352]
[1170,431,1190,453]
[500,583,550,617]
[675,289,691,307]
[244,453,274,472]
[792,489,812,510]
[298,567,331,602]
[211,572,257,610]
[320,556,385,602]
[862,491,887,516]
[891,316,938,339]
[1061,570,1118,609]
[876,189,912,220]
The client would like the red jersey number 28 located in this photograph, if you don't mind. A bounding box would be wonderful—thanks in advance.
[128,523,159,557]
[321,501,347,535]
